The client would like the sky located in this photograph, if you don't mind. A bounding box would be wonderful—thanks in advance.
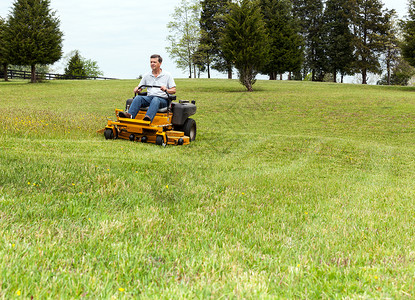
[0,0,410,80]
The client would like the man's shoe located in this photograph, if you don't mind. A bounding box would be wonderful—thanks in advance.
[143,116,151,122]
[119,111,132,118]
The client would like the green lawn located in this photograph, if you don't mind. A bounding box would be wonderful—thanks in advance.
[1,79,415,298]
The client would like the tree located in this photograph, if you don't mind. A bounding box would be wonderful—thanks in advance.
[166,0,201,78]
[350,0,389,84]
[402,0,415,68]
[259,0,304,80]
[221,0,269,91]
[4,0,63,83]
[377,57,415,85]
[292,0,325,81]
[64,50,87,78]
[379,9,400,85]
[322,0,355,82]
[199,0,232,78]
[63,50,103,78]
[0,17,9,81]
[83,58,104,78]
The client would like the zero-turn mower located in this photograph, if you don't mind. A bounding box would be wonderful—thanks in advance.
[103,85,196,146]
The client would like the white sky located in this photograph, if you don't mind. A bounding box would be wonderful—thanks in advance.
[0,0,409,79]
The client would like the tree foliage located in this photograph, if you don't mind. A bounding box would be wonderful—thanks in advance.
[402,0,415,68]
[377,57,415,85]
[0,17,9,81]
[64,50,103,78]
[199,0,232,78]
[64,50,87,78]
[350,0,390,84]
[221,0,269,91]
[166,0,201,78]
[259,0,304,80]
[322,0,355,82]
[292,0,325,80]
[161,0,406,85]
[4,0,63,83]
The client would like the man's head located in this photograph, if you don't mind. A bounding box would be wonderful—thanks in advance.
[150,54,162,63]
[150,54,162,72]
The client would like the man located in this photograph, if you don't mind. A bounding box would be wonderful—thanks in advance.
[119,54,176,122]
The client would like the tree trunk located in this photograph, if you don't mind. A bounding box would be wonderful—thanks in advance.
[188,62,192,78]
[333,71,337,83]
[227,68,232,79]
[207,63,210,79]
[3,63,8,81]
[31,64,36,83]
[362,69,367,84]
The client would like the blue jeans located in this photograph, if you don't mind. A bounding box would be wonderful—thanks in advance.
[128,95,168,121]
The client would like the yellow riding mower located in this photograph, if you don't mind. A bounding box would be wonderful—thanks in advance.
[103,85,196,146]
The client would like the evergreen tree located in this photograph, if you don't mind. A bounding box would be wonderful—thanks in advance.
[64,50,87,78]
[292,0,325,81]
[322,0,355,82]
[4,0,63,83]
[402,0,415,67]
[259,0,304,80]
[199,0,232,78]
[0,17,9,81]
[221,0,269,91]
[350,0,388,84]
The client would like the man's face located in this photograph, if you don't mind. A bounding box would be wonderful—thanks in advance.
[150,58,161,71]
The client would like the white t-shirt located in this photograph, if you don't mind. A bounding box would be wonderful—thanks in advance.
[139,70,176,99]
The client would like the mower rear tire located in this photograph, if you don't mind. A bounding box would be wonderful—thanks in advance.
[183,118,196,141]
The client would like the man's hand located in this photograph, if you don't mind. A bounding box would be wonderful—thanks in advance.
[133,86,141,94]
[161,86,176,94]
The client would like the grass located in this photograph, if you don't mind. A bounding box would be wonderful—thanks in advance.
[1,78,415,298]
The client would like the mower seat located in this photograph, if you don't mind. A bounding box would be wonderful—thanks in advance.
[140,106,168,113]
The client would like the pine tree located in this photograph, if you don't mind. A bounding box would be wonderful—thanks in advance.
[221,0,269,91]
[4,0,63,83]
[199,0,232,78]
[322,0,355,82]
[64,50,87,78]
[402,0,415,68]
[292,0,325,81]
[259,0,304,80]
[0,17,9,81]
[350,0,388,84]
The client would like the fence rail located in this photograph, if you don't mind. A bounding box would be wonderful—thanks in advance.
[0,69,117,80]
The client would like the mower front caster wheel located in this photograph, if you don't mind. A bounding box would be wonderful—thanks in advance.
[156,135,166,146]
[104,128,115,140]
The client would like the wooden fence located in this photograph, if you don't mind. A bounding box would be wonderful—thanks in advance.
[0,69,117,80]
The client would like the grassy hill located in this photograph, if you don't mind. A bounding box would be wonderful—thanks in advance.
[1,79,415,298]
